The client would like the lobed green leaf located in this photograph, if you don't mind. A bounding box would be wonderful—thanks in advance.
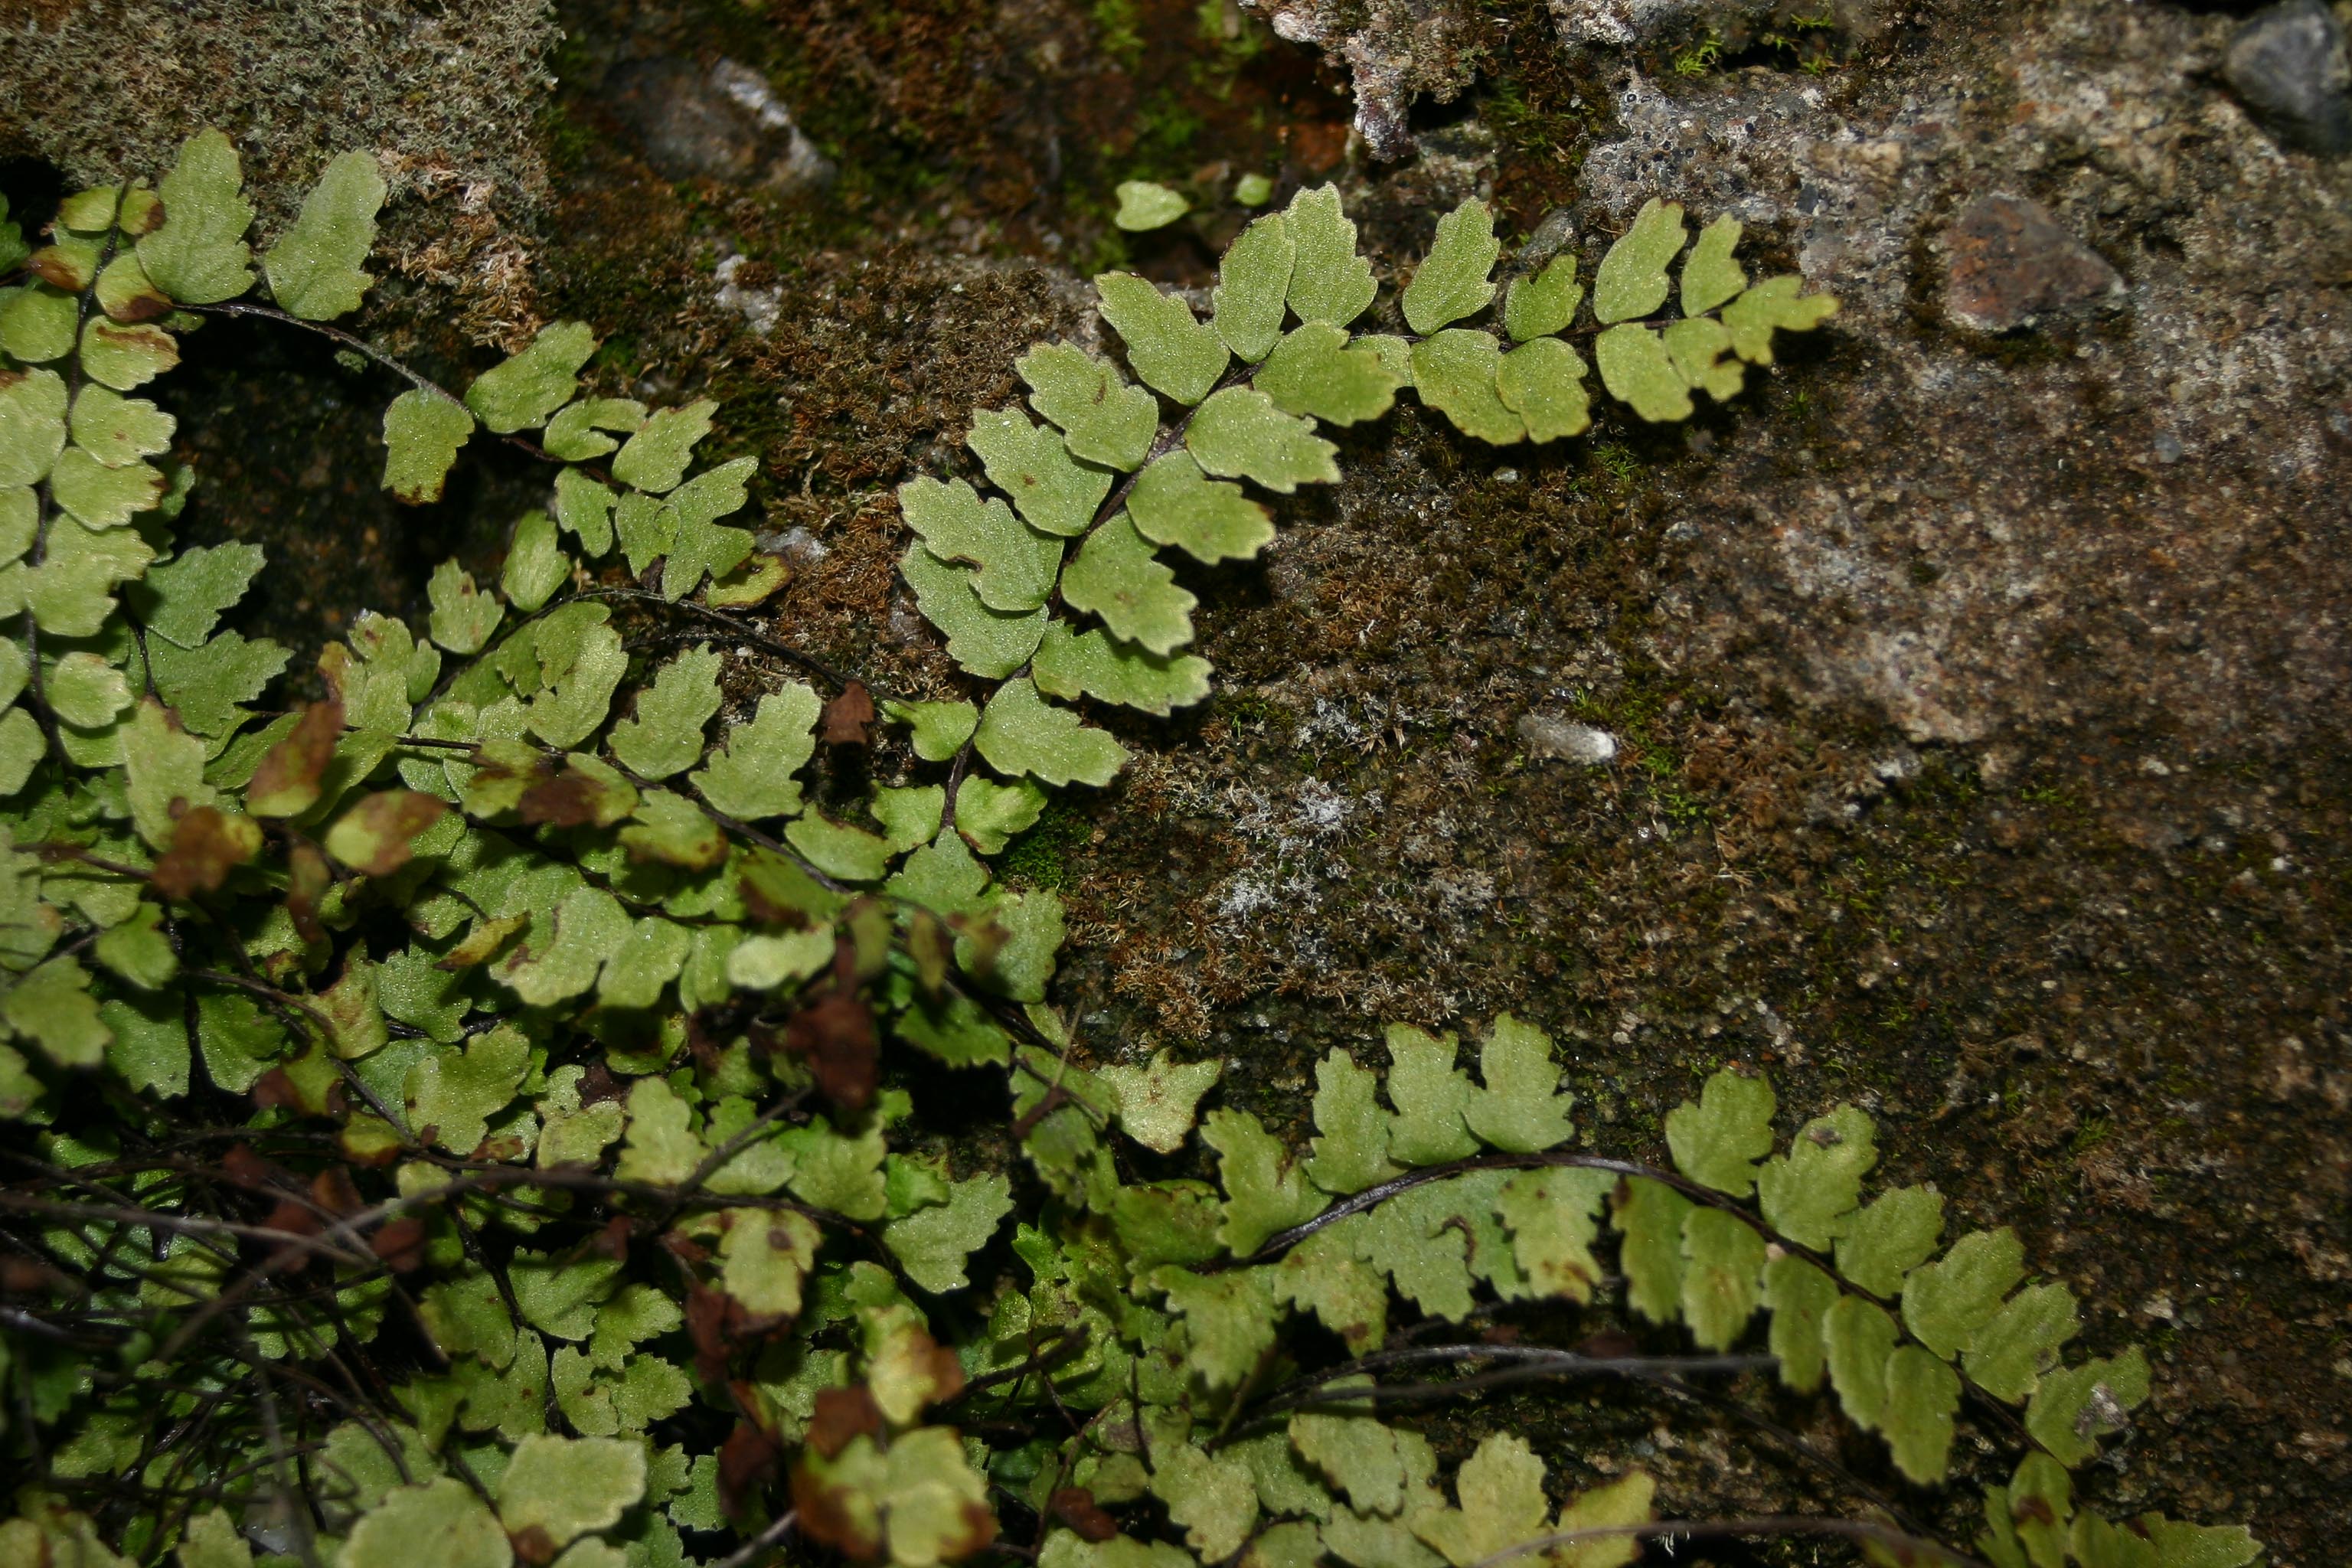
[1097,273,1229,406]
[137,129,256,305]
[1019,342,1158,472]
[1283,185,1377,328]
[1679,214,1747,316]
[967,405,1112,537]
[1059,512,1196,655]
[381,390,475,505]
[1592,198,1686,325]
[467,322,599,434]
[1127,451,1274,565]
[1494,338,1590,443]
[1722,276,1840,364]
[1186,386,1338,492]
[263,149,385,320]
[1400,198,1500,337]
[1256,323,1403,426]
[1593,325,1694,423]
[1214,213,1296,362]
[1504,253,1583,342]
[973,678,1129,789]
[1114,181,1189,231]
[1033,619,1213,717]
[900,476,1063,612]
[1410,330,1522,445]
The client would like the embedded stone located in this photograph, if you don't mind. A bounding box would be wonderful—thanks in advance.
[606,56,835,191]
[1940,194,2122,334]
[1517,711,1617,765]
[2224,0,2352,155]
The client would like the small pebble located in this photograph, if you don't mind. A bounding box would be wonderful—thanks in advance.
[1517,711,1617,765]
[1942,194,2123,333]
[606,55,835,190]
[2225,0,2352,155]
[760,525,828,564]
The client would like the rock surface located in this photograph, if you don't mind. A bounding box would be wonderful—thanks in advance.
[1243,0,1483,157]
[0,1,554,214]
[1574,4,2352,753]
[1549,0,1715,47]
[2224,0,2352,155]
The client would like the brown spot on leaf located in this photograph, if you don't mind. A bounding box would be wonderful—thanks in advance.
[28,253,83,290]
[88,322,178,374]
[247,697,345,818]
[517,773,598,827]
[370,1217,429,1272]
[332,790,449,877]
[944,1501,997,1560]
[260,1197,322,1238]
[949,910,1007,979]
[685,1282,732,1382]
[220,1144,278,1191]
[578,1061,626,1106]
[106,287,173,324]
[898,1325,967,1409]
[151,806,260,900]
[286,841,332,946]
[1050,1488,1118,1544]
[438,913,527,970]
[260,1194,325,1272]
[310,1166,362,1217]
[806,1385,884,1459]
[907,908,952,999]
[718,1419,783,1521]
[740,883,808,931]
[792,1454,883,1561]
[509,1524,560,1566]
[341,1127,402,1168]
[781,991,878,1111]
[250,1069,302,1112]
[0,1256,69,1296]
[687,1008,733,1076]
[591,1214,635,1259]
